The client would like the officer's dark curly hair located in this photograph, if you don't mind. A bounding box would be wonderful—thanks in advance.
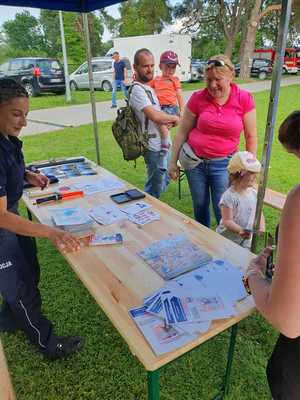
[0,78,28,104]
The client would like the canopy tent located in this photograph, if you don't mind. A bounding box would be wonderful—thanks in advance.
[0,0,293,249]
[0,0,121,12]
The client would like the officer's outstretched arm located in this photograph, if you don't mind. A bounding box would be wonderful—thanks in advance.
[0,196,80,252]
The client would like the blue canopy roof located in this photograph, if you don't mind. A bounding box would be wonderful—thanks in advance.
[0,0,122,12]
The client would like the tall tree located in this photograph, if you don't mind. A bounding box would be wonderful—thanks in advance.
[3,10,45,56]
[175,0,248,59]
[239,1,281,79]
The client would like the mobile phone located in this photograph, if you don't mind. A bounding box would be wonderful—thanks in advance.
[110,192,131,204]
[126,189,145,200]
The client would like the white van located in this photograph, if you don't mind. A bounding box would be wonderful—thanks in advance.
[69,57,132,92]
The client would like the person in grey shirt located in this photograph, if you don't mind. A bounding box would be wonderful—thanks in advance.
[129,48,180,198]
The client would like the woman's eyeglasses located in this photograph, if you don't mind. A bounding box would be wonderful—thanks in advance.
[206,59,233,70]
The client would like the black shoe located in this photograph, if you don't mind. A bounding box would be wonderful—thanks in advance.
[111,104,117,108]
[45,336,84,360]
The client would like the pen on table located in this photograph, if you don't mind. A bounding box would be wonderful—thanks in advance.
[34,191,84,205]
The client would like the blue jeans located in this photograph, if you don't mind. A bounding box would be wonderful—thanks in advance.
[161,105,180,116]
[185,157,230,227]
[112,80,128,106]
[144,149,170,198]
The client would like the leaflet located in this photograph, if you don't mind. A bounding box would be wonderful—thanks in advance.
[89,204,126,225]
[89,233,123,246]
[74,178,125,195]
[129,306,196,356]
[160,288,236,325]
[127,209,160,225]
[120,201,151,216]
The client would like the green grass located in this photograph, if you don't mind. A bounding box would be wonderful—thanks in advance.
[30,78,256,111]
[2,85,300,400]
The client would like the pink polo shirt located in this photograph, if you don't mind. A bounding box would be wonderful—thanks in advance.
[187,84,255,159]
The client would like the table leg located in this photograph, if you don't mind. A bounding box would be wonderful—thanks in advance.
[213,323,238,400]
[27,208,37,253]
[147,370,160,400]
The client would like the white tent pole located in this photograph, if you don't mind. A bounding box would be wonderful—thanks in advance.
[82,12,101,165]
[59,11,71,102]
[251,0,293,251]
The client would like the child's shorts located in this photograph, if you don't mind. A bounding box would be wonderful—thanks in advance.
[161,105,179,116]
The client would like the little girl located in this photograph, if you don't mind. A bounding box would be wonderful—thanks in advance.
[216,151,263,249]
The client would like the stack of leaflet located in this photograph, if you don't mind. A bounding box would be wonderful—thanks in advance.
[129,259,248,356]
[51,207,94,233]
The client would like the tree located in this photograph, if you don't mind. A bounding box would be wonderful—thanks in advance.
[174,0,248,59]
[2,10,45,56]
[40,11,105,69]
[239,1,281,79]
[103,0,172,38]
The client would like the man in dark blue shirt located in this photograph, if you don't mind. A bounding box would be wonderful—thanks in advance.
[111,51,128,108]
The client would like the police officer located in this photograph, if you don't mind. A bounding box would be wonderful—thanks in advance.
[0,79,84,360]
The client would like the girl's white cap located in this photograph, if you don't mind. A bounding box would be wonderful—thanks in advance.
[228,151,261,174]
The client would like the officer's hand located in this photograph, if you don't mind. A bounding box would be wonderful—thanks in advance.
[48,228,81,252]
[25,171,49,189]
[168,162,180,181]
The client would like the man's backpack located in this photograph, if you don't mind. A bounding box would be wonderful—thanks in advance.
[112,83,153,162]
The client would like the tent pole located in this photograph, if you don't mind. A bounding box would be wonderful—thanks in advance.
[251,0,292,252]
[82,12,101,165]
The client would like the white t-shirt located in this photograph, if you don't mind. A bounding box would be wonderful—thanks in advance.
[216,186,257,248]
[129,82,162,152]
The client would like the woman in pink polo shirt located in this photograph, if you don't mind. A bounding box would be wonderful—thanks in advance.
[169,54,257,227]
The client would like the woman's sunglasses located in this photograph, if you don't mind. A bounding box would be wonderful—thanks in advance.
[206,59,233,70]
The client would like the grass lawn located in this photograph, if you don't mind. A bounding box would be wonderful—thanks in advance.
[29,78,257,111]
[1,85,300,400]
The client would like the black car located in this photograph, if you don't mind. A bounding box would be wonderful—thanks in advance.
[0,57,66,96]
[235,58,273,80]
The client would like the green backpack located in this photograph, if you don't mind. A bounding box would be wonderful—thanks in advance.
[112,83,153,162]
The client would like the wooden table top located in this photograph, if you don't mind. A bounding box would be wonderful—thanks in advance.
[23,160,255,371]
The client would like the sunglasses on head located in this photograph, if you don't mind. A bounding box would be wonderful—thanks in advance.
[206,59,232,70]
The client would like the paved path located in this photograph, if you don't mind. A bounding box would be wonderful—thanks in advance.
[22,76,300,136]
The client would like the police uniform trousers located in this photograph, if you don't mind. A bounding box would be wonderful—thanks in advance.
[0,206,59,355]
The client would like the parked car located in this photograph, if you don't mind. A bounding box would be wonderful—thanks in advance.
[69,57,132,92]
[190,59,205,81]
[235,58,273,80]
[0,57,65,96]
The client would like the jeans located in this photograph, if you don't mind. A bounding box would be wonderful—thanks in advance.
[185,157,230,227]
[161,105,180,116]
[112,80,128,106]
[144,149,170,198]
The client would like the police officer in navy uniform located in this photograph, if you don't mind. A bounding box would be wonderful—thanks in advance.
[0,79,84,360]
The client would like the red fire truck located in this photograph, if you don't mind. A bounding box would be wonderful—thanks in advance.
[254,48,300,73]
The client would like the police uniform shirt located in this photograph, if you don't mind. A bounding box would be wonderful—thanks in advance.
[0,134,25,210]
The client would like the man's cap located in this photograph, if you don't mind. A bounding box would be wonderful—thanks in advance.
[160,50,180,65]
[228,151,261,174]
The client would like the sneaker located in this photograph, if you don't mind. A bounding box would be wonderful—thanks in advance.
[111,104,117,108]
[44,336,84,360]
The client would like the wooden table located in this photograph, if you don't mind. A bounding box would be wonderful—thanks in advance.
[23,159,255,400]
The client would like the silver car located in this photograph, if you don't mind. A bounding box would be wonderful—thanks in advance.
[69,57,132,92]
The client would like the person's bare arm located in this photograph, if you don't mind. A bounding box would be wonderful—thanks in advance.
[0,196,80,252]
[168,107,197,180]
[176,89,184,115]
[243,109,257,155]
[143,105,179,126]
[220,205,246,235]
[249,185,300,338]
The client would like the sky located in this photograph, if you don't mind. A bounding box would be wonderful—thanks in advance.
[0,2,181,41]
